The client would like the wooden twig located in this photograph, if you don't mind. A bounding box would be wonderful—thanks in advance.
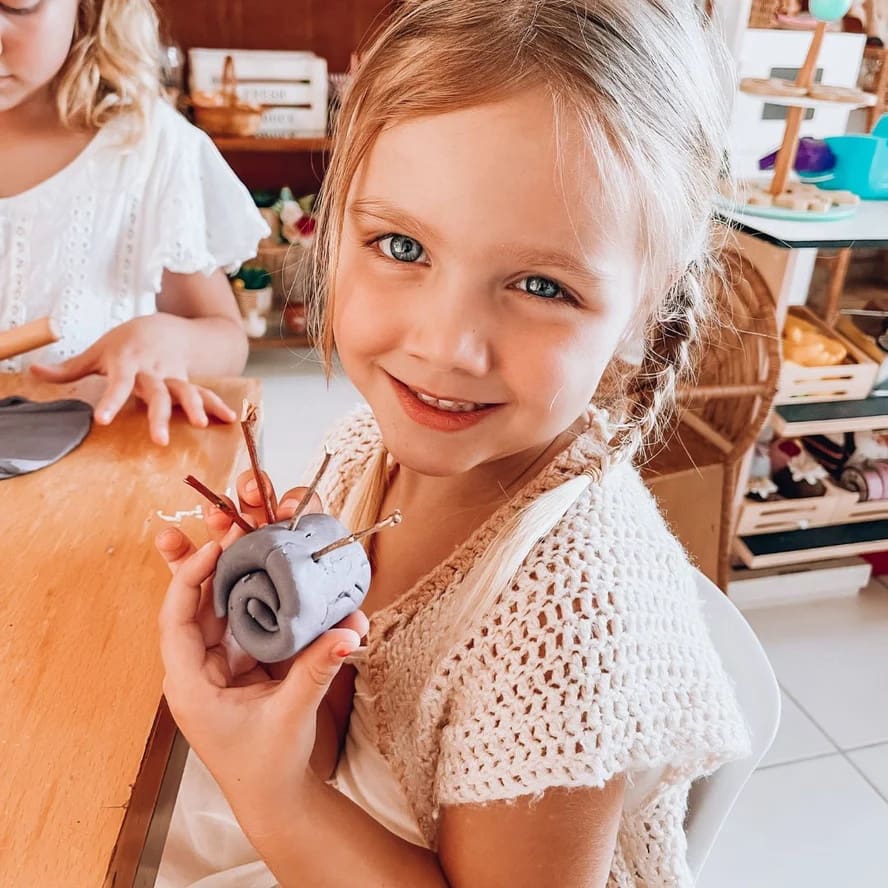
[288,449,333,531]
[241,400,275,525]
[312,510,402,561]
[184,475,253,533]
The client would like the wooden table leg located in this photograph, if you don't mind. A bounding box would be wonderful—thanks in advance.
[824,247,852,327]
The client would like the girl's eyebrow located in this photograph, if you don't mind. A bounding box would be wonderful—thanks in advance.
[348,197,612,282]
[348,198,439,245]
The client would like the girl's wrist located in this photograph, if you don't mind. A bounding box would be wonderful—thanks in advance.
[233,769,320,850]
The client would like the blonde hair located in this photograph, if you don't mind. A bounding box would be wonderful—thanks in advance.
[318,2,733,630]
[54,0,161,136]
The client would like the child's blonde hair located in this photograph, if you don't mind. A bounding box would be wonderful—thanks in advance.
[54,0,161,135]
[318,1,734,646]
[311,0,731,470]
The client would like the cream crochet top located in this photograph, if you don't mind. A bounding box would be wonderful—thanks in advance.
[311,407,750,887]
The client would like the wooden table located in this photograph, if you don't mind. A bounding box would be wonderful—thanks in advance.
[0,374,260,887]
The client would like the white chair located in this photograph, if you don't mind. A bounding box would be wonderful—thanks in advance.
[684,569,782,880]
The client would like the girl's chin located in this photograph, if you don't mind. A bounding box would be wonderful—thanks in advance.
[381,437,487,478]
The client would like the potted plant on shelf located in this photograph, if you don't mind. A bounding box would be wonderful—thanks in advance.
[231,267,273,339]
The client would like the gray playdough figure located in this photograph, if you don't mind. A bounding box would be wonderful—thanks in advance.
[0,397,93,479]
[213,512,371,663]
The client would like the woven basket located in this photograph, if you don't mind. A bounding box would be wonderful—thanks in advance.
[191,56,263,138]
[255,242,312,305]
[674,246,781,588]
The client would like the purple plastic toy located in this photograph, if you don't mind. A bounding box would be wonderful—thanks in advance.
[760,138,835,174]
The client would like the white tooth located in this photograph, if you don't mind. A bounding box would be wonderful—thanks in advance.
[412,389,481,412]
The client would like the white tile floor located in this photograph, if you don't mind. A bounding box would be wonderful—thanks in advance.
[249,350,888,888]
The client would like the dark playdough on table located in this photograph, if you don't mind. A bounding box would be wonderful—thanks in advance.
[213,513,370,663]
[0,396,93,480]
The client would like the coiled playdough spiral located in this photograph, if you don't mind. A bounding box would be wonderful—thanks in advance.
[213,513,371,663]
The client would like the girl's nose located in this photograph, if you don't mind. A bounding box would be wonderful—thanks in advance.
[402,278,492,377]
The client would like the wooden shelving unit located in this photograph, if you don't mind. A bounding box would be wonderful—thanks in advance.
[212,135,332,153]
[737,519,888,569]
[771,397,888,436]
[247,309,311,351]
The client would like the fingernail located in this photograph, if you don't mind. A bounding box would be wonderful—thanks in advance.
[246,480,258,496]
[96,410,111,423]
[334,644,356,659]
[198,540,217,555]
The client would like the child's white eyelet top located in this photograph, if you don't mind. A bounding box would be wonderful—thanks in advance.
[0,99,268,371]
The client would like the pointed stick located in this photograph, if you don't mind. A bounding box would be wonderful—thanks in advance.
[288,449,333,531]
[240,399,275,525]
[311,510,402,561]
[184,475,253,533]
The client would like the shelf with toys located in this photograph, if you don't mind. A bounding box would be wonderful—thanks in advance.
[723,1,888,575]
[734,303,888,570]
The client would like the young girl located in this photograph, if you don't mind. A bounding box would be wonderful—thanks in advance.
[0,0,268,444]
[155,1,750,885]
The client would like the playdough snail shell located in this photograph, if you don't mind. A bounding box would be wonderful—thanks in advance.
[213,513,371,663]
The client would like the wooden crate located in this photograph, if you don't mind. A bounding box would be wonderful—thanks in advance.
[831,491,888,525]
[775,307,878,405]
[736,479,855,535]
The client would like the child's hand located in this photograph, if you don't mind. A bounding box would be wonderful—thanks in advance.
[29,314,237,445]
[155,474,366,820]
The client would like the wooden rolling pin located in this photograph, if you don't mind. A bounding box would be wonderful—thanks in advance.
[0,317,60,362]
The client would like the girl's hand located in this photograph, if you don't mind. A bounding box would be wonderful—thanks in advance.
[155,473,367,820]
[29,314,237,445]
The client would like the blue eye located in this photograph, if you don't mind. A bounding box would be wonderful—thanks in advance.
[518,276,564,300]
[377,234,425,263]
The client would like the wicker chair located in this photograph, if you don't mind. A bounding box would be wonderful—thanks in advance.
[646,245,781,590]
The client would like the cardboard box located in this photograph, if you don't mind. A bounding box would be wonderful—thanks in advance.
[642,423,725,585]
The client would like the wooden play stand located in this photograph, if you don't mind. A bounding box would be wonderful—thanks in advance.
[740,4,877,200]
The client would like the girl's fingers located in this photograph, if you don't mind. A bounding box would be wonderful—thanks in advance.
[276,486,324,522]
[29,346,95,383]
[278,626,363,718]
[94,365,138,425]
[198,386,238,423]
[141,374,173,446]
[205,494,239,544]
[236,469,278,525]
[155,527,198,575]
[159,540,221,678]
[337,608,370,640]
[168,378,209,428]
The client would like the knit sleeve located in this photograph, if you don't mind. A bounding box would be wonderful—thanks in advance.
[435,465,750,810]
[139,102,269,293]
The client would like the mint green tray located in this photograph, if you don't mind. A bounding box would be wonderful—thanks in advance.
[716,194,858,223]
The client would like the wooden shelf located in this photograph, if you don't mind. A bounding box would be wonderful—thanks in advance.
[736,518,888,569]
[247,309,311,351]
[739,86,877,110]
[771,397,888,437]
[212,135,332,153]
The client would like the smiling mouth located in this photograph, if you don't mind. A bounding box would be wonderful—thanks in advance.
[407,387,492,413]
